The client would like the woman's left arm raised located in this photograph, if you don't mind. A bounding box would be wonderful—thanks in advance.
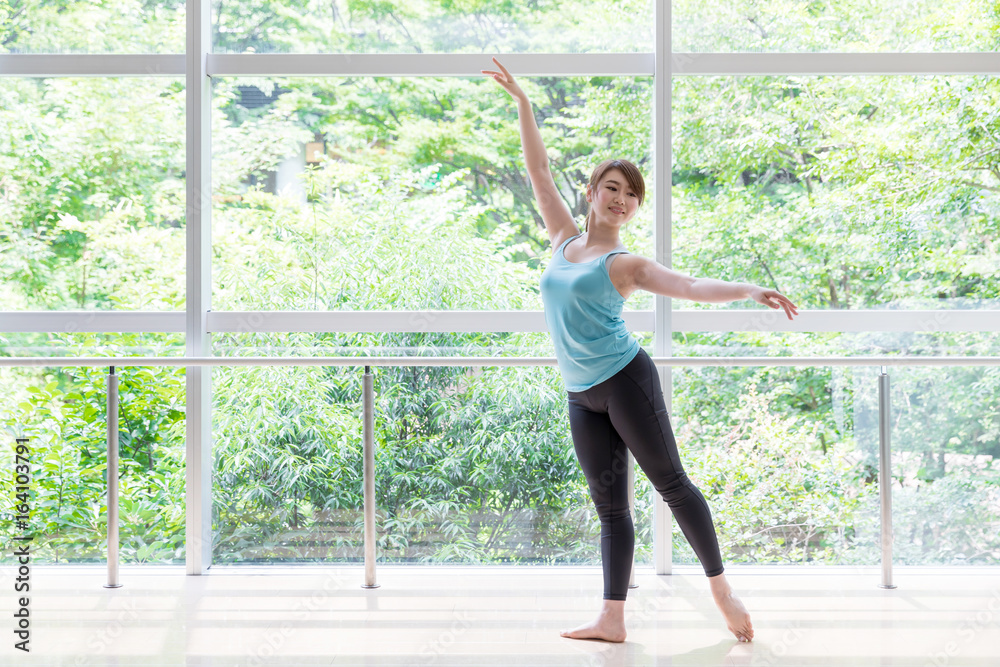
[617,255,799,320]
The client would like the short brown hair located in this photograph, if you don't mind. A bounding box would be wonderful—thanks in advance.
[583,159,646,232]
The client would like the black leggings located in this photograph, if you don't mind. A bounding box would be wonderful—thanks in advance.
[567,347,724,600]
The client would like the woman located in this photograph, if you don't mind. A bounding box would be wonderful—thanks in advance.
[482,57,798,643]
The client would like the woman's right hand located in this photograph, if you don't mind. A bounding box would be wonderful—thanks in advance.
[481,57,527,102]
[748,285,799,320]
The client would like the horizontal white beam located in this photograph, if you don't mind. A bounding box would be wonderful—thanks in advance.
[0,312,185,333]
[207,53,654,77]
[671,52,1000,75]
[1,310,997,333]
[2,356,999,368]
[5,53,999,78]
[0,54,185,77]
[0,309,1000,333]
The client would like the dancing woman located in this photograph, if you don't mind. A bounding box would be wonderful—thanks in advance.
[482,58,799,643]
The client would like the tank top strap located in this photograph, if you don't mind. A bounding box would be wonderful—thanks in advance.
[559,233,627,258]
[557,233,584,253]
[603,248,628,271]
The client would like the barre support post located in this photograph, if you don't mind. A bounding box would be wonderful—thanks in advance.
[878,366,896,589]
[104,366,122,589]
[362,365,379,589]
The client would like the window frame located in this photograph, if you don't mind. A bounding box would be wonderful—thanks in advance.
[2,0,999,573]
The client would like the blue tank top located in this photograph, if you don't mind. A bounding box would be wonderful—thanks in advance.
[540,233,641,392]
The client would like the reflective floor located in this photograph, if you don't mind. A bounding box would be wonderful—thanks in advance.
[1,564,999,666]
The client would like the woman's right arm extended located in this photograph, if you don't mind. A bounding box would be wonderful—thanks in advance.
[482,57,579,249]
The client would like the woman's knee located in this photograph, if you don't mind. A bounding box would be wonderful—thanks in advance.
[592,501,632,524]
[654,472,703,506]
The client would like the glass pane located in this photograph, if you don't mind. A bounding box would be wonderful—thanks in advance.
[0,0,185,54]
[212,333,656,564]
[0,332,186,357]
[212,76,653,312]
[673,76,1000,311]
[214,0,653,54]
[213,331,655,358]
[673,331,998,567]
[0,78,186,310]
[672,331,1000,359]
[672,0,998,52]
[0,341,186,564]
[886,366,1000,565]
[672,364,880,565]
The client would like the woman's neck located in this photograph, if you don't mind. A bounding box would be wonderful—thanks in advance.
[583,224,623,248]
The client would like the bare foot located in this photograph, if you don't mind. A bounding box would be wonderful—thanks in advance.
[560,617,627,642]
[560,600,627,642]
[708,573,754,643]
[714,591,754,643]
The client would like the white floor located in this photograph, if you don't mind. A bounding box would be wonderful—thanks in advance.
[2,564,999,666]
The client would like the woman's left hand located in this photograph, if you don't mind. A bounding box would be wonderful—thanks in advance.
[749,286,799,320]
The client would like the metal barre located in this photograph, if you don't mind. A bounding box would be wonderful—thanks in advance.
[2,355,1000,367]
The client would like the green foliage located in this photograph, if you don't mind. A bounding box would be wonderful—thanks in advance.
[206,147,604,561]
[0,77,185,309]
[674,75,1000,310]
[1,0,185,53]
[675,384,880,564]
[211,0,652,54]
[0,333,185,562]
[894,469,1000,564]
[671,0,1000,52]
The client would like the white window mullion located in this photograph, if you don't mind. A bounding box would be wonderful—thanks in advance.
[653,0,674,578]
[185,0,213,576]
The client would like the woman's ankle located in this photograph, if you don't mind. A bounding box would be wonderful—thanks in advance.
[601,599,626,617]
[707,573,733,598]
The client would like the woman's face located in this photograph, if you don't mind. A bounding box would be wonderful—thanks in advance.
[586,168,640,227]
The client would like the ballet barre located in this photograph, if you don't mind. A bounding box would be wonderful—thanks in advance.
[4,356,1000,367]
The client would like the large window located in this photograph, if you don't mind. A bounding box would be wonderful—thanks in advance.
[1,1,998,571]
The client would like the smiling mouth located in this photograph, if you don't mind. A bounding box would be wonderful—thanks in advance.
[610,207,624,215]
